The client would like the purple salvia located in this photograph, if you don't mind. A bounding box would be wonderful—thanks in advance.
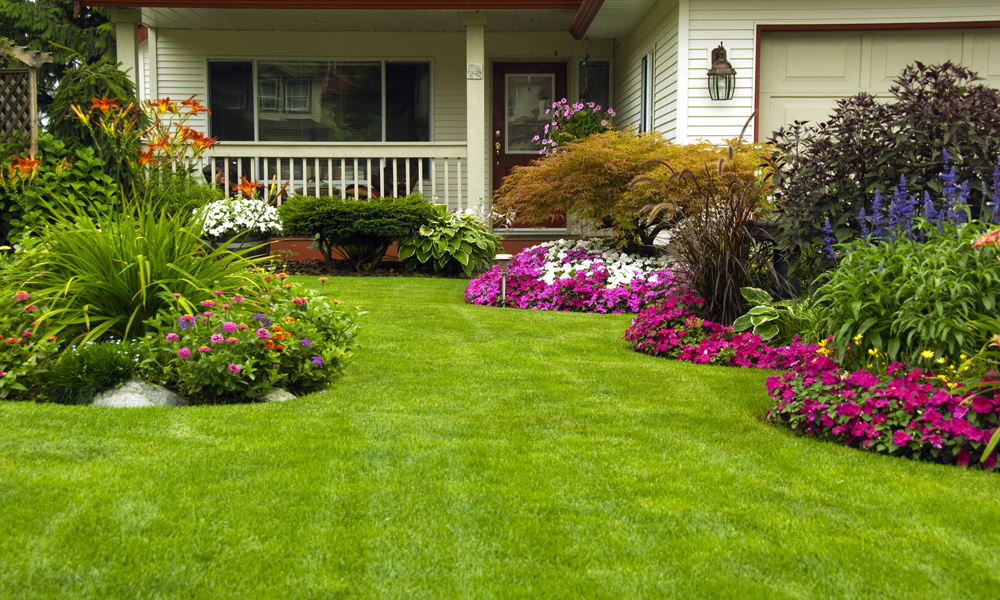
[988,155,1000,223]
[953,180,970,225]
[858,206,869,240]
[870,189,886,240]
[822,217,837,260]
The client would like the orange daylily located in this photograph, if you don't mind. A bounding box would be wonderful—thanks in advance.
[137,148,159,166]
[232,176,261,198]
[90,96,119,112]
[972,228,1000,249]
[147,97,176,116]
[181,95,211,115]
[146,136,170,153]
[11,153,40,174]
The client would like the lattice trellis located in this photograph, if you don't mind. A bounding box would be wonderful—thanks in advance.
[0,68,31,155]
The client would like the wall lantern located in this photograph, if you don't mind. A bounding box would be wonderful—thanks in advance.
[707,42,736,101]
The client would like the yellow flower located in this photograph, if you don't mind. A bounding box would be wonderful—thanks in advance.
[921,350,934,360]
[947,382,958,390]
[960,354,968,361]
[852,334,863,345]
[937,375,949,382]
[936,357,947,364]
[868,348,878,356]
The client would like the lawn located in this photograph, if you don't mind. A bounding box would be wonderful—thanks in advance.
[1,276,998,599]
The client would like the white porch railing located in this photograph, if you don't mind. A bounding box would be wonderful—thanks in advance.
[195,142,470,209]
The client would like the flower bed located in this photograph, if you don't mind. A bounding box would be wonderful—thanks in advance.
[624,291,1000,470]
[623,293,821,370]
[464,239,677,313]
[766,361,1000,469]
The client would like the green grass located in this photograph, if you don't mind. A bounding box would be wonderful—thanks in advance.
[1,277,999,599]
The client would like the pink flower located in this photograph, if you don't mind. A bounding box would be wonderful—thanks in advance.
[221,303,232,309]
[201,300,215,307]
[256,328,270,339]
[892,431,911,446]
[318,277,329,283]
[177,347,192,359]
[13,291,28,302]
[203,311,214,318]
[232,295,245,303]
[222,321,237,333]
[23,305,37,313]
[165,332,179,342]
[197,346,211,352]
[227,363,241,373]
[292,297,306,305]
[172,293,182,298]
[210,334,224,344]
[20,331,32,339]
[225,337,239,343]
[212,290,225,295]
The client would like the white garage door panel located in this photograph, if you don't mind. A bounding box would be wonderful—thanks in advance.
[759,28,1000,140]
[870,32,964,88]
[763,33,863,91]
[970,30,1000,83]
[761,96,843,136]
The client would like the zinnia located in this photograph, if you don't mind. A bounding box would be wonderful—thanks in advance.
[177,347,192,359]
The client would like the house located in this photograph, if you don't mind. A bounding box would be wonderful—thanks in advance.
[85,0,1000,239]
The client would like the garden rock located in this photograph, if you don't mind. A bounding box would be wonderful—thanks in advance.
[91,379,188,408]
[265,388,296,403]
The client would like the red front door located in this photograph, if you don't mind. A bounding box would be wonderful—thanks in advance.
[492,62,568,227]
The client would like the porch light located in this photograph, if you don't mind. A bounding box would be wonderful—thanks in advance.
[493,254,514,304]
[707,43,736,101]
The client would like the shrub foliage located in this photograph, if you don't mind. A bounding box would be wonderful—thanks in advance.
[492,131,765,250]
[768,62,1000,279]
[279,193,434,270]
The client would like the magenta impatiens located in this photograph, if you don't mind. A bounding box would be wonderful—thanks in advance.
[465,239,678,314]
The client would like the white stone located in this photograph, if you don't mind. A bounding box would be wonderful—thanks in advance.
[264,388,296,403]
[91,379,188,408]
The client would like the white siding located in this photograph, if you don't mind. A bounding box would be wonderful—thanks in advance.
[612,0,680,139]
[685,0,1000,143]
[137,39,149,102]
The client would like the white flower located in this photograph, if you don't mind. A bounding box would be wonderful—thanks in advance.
[195,197,283,239]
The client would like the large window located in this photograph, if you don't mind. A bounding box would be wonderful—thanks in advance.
[208,60,431,142]
[579,60,610,109]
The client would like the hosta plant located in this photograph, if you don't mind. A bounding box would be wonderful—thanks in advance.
[398,205,503,276]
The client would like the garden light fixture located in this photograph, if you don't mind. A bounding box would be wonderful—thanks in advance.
[493,254,514,304]
[707,42,736,101]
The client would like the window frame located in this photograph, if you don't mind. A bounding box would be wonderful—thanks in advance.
[206,57,434,143]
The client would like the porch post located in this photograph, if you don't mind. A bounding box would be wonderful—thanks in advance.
[109,8,141,89]
[463,11,488,211]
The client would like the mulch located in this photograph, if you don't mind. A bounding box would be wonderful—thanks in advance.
[273,258,471,279]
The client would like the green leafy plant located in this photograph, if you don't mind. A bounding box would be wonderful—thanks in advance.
[398,205,503,276]
[1,134,120,243]
[278,193,434,271]
[140,285,356,404]
[731,287,815,344]
[811,219,1000,365]
[45,339,141,405]
[768,62,1000,281]
[0,288,60,401]
[10,199,267,344]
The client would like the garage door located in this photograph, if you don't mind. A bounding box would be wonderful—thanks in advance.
[758,29,1000,140]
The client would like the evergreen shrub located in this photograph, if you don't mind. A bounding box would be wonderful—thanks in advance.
[278,193,434,270]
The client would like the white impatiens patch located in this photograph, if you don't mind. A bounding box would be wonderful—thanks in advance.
[195,197,283,239]
[537,239,670,287]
